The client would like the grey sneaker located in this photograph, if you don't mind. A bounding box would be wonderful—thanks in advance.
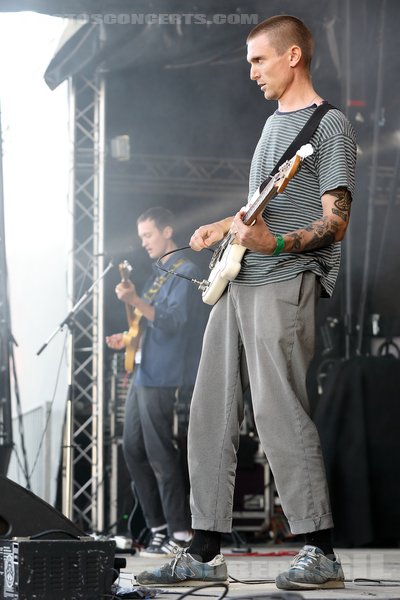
[275,545,345,590]
[136,548,228,586]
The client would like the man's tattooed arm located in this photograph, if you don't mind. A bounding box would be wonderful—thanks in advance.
[278,187,352,254]
[287,217,339,252]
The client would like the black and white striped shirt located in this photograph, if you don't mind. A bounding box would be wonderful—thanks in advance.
[235,104,357,296]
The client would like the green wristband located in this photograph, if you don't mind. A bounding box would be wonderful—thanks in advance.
[273,234,285,256]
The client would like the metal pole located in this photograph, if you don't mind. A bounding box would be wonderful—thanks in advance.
[62,78,77,519]
[109,354,118,535]
[356,0,386,355]
[343,0,353,359]
[92,71,106,533]
[62,386,73,518]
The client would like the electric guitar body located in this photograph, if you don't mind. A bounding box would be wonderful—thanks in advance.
[204,243,247,306]
[202,144,314,305]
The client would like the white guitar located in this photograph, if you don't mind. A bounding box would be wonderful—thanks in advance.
[202,143,314,305]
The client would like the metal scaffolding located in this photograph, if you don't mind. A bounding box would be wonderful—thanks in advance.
[108,153,250,199]
[63,72,106,533]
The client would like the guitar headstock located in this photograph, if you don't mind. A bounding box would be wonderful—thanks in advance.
[275,143,314,193]
[119,260,133,286]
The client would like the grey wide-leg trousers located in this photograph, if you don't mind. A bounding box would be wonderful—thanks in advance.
[188,272,333,535]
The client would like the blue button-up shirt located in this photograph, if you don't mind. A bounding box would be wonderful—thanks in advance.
[134,253,209,388]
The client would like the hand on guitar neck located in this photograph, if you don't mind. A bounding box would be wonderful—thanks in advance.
[105,260,148,373]
[115,279,155,323]
[115,279,138,310]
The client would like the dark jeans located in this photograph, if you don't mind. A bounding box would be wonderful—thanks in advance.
[123,383,191,533]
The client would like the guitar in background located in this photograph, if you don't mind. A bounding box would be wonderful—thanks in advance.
[118,260,143,373]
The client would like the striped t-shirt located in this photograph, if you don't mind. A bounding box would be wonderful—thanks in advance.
[235,104,357,296]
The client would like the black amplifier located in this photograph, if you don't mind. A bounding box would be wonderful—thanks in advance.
[0,538,115,600]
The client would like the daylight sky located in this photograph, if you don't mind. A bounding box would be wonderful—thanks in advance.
[0,11,69,497]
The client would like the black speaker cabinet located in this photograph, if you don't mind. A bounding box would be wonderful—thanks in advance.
[0,476,84,539]
[0,538,115,600]
[0,478,117,599]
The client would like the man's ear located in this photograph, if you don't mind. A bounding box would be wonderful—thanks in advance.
[163,225,173,239]
[288,45,302,67]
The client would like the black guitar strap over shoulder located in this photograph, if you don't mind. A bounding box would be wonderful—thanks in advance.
[260,102,335,191]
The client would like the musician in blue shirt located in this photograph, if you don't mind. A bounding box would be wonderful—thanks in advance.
[106,206,208,557]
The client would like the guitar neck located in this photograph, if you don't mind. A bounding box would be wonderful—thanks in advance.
[242,176,278,226]
[125,303,135,325]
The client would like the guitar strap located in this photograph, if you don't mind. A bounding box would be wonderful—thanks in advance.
[260,102,335,191]
[142,257,186,304]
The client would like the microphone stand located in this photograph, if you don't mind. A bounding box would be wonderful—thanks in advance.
[37,260,114,520]
[37,261,113,357]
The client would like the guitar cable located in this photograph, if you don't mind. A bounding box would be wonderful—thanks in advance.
[156,246,213,291]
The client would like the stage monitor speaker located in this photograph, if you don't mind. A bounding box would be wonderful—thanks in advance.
[0,538,116,600]
[0,476,84,539]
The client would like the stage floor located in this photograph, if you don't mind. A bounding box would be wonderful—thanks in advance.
[115,544,400,600]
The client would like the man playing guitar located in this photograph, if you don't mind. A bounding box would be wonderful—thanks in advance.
[106,206,208,557]
[136,15,356,590]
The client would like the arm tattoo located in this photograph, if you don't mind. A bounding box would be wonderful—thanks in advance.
[330,187,352,222]
[287,217,339,252]
[303,218,339,250]
[285,188,351,253]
